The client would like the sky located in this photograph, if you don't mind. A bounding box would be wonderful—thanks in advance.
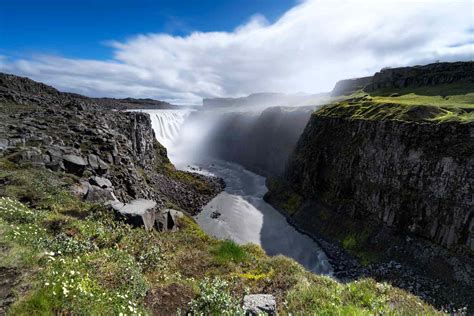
[0,0,473,104]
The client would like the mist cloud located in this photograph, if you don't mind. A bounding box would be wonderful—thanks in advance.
[1,0,472,104]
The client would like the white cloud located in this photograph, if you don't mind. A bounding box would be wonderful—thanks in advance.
[1,0,473,104]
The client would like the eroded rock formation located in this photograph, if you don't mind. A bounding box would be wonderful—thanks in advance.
[0,72,223,216]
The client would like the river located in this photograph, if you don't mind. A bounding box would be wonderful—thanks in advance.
[143,109,332,275]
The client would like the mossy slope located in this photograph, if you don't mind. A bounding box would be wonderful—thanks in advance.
[0,160,441,315]
[318,83,474,123]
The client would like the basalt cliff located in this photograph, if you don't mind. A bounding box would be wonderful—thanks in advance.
[0,66,470,315]
[0,73,222,215]
[266,61,474,311]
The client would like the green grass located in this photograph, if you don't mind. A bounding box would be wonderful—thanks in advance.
[0,161,442,315]
[317,98,473,123]
[211,239,247,265]
[318,82,474,123]
[341,231,380,266]
[369,82,474,107]
[161,162,214,195]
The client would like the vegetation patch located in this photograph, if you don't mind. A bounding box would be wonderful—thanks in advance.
[318,83,474,123]
[162,162,214,195]
[188,277,244,315]
[265,178,303,215]
[212,239,247,265]
[0,162,442,314]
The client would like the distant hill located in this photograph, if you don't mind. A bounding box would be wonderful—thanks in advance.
[0,72,178,110]
[332,61,474,96]
[203,92,329,110]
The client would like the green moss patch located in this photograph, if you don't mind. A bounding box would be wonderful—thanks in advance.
[211,239,247,265]
[265,178,303,215]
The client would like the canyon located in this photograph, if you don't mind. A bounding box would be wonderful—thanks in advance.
[0,61,472,314]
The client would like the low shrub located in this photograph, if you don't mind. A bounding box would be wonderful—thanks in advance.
[0,197,38,223]
[188,277,243,315]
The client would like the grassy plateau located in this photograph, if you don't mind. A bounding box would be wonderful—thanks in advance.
[322,83,474,123]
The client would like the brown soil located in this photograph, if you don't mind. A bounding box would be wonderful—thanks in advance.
[144,283,196,316]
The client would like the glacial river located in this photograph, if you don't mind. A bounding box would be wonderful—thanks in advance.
[143,109,332,275]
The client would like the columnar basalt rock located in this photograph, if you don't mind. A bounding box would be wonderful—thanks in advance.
[284,115,473,252]
[0,72,224,216]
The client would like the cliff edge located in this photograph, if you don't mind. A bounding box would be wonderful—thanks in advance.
[266,62,474,312]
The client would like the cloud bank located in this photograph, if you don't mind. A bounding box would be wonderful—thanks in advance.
[1,0,473,104]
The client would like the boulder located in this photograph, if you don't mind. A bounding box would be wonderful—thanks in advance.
[0,139,8,151]
[62,154,87,175]
[44,147,64,171]
[243,294,276,315]
[85,185,116,203]
[19,148,44,168]
[70,180,91,198]
[110,199,157,231]
[210,211,221,219]
[88,154,109,173]
[90,176,112,189]
[156,209,184,232]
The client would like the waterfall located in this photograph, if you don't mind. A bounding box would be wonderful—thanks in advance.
[142,109,194,151]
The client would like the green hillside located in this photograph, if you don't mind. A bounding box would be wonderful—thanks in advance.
[0,157,441,315]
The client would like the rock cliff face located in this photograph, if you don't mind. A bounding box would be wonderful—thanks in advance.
[331,76,372,96]
[284,114,473,252]
[331,61,474,95]
[0,73,222,215]
[264,107,474,310]
[364,61,474,92]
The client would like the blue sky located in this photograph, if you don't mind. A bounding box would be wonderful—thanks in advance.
[0,0,472,104]
[0,0,296,60]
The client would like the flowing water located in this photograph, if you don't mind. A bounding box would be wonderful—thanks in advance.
[144,109,332,275]
[146,110,194,150]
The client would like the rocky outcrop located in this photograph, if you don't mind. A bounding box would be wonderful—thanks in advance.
[365,61,474,92]
[109,199,158,230]
[0,267,20,315]
[0,73,223,216]
[331,61,474,95]
[243,294,276,315]
[331,76,372,96]
[283,114,473,252]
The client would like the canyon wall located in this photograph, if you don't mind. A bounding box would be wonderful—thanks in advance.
[202,106,315,176]
[272,113,473,252]
[202,92,324,109]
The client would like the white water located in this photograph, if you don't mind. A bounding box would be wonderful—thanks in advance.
[143,109,194,150]
[145,109,332,275]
